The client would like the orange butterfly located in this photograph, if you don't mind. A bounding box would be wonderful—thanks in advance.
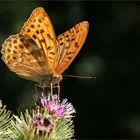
[1,7,89,93]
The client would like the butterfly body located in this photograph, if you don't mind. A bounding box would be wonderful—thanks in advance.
[19,73,62,87]
[1,7,89,87]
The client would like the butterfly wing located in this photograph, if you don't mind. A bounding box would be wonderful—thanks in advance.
[21,7,57,71]
[1,34,49,83]
[1,7,57,84]
[54,21,89,75]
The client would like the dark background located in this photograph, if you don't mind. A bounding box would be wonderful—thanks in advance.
[0,1,140,139]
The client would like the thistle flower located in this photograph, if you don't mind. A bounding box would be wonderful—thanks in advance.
[41,94,76,119]
[11,93,75,140]
[31,112,54,135]
[0,100,13,140]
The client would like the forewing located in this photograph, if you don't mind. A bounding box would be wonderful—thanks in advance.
[55,21,89,74]
[21,7,57,70]
[1,34,49,83]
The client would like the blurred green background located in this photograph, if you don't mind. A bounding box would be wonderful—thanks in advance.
[0,1,140,139]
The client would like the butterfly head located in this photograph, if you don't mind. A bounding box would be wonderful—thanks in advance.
[51,74,62,85]
[40,74,62,87]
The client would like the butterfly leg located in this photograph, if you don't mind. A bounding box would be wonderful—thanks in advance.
[35,83,43,95]
[57,83,60,96]
[34,83,38,94]
[50,83,53,95]
[50,83,60,96]
[34,83,52,97]
[34,83,45,104]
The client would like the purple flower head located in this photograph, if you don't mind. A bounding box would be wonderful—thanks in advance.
[41,94,75,119]
[31,112,53,134]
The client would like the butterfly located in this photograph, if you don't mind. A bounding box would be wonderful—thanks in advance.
[1,7,89,93]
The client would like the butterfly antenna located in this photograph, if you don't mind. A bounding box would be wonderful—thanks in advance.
[63,74,96,79]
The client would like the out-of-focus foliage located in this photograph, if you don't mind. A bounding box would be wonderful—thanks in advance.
[1,1,140,139]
